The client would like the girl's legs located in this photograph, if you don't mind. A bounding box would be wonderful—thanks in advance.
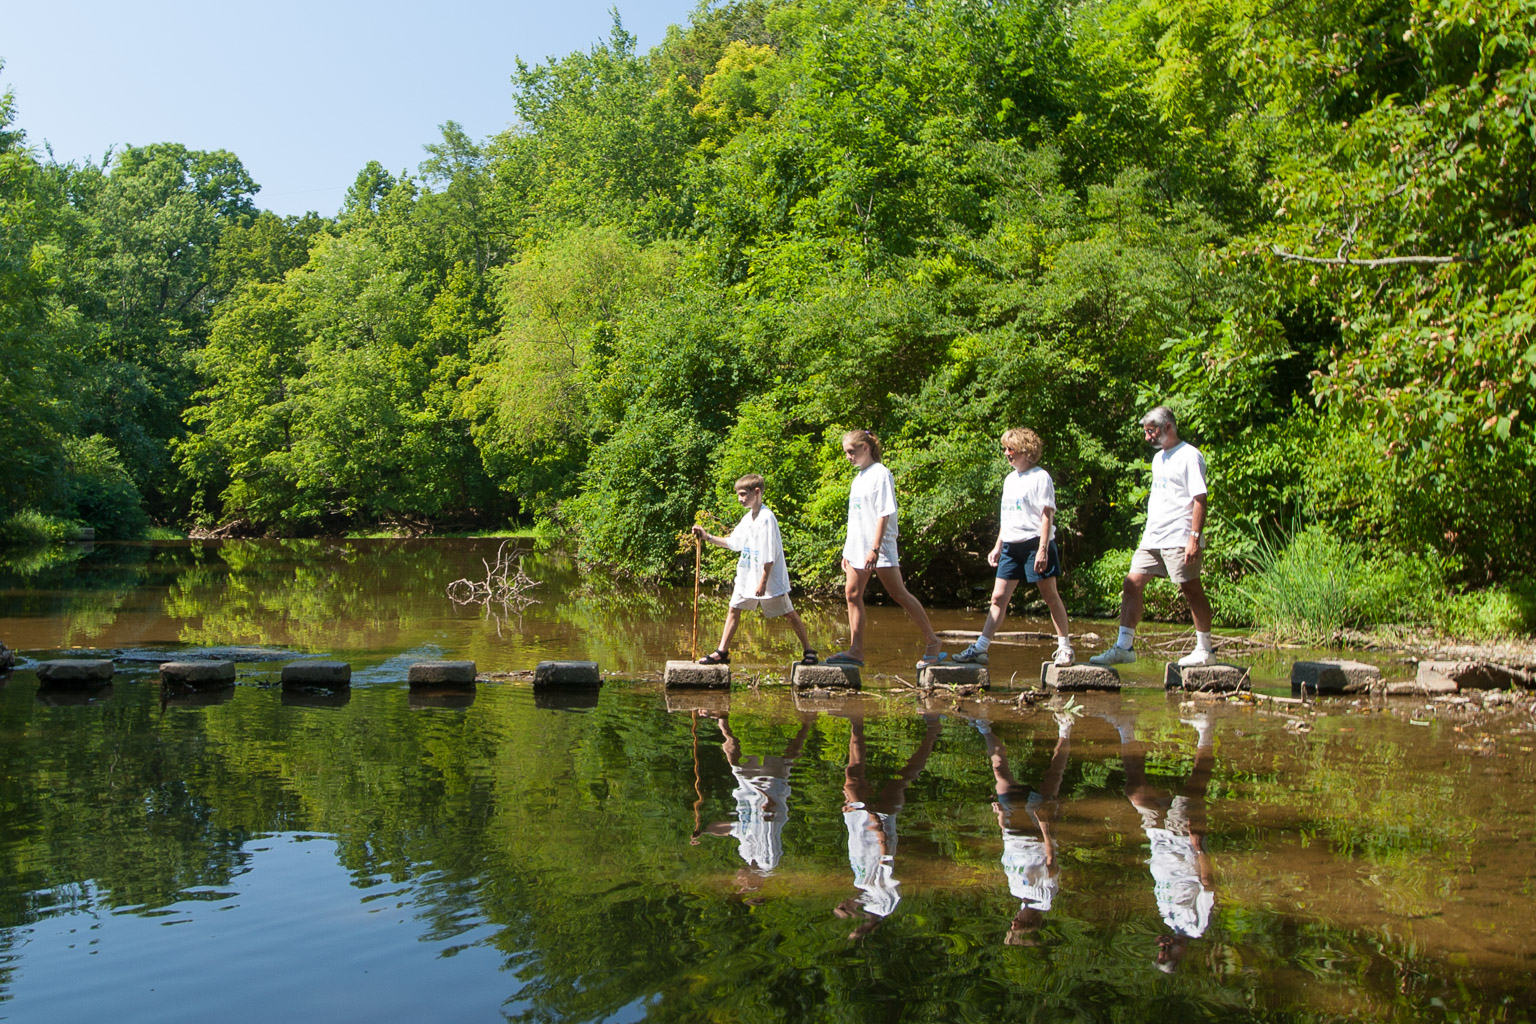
[841,562,873,660]
[873,565,940,655]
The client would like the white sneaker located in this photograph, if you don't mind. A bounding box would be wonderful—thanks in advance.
[1089,645,1136,666]
[951,643,988,665]
[1053,647,1074,667]
[1177,646,1214,667]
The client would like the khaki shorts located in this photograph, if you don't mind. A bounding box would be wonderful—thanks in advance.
[1130,546,1203,584]
[730,592,794,617]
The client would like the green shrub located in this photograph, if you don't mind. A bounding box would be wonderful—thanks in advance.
[63,435,150,539]
[1235,525,1366,643]
[1072,546,1183,621]
[1433,584,1536,642]
[0,509,71,547]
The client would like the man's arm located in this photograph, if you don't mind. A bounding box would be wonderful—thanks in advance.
[1184,494,1207,560]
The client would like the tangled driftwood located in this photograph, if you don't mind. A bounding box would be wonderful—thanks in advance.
[446,541,543,619]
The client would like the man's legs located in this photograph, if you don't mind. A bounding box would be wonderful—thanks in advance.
[1090,570,1151,665]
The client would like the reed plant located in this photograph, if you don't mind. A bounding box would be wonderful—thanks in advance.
[1236,525,1367,643]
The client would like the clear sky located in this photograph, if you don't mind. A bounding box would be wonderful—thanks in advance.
[1,0,700,217]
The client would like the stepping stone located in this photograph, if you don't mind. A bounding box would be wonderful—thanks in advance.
[160,660,236,688]
[533,660,602,687]
[1164,662,1250,692]
[1385,678,1459,696]
[281,661,351,689]
[663,660,730,690]
[36,659,115,685]
[1416,659,1532,691]
[408,660,477,686]
[1041,663,1121,692]
[792,663,861,691]
[1291,660,1382,696]
[918,663,989,690]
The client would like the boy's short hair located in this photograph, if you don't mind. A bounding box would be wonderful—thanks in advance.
[1000,427,1043,464]
[734,474,765,493]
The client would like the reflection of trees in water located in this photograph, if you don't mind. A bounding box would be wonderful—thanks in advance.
[1,681,1531,1022]
[0,542,155,647]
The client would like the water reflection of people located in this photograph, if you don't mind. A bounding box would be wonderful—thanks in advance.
[980,712,1074,945]
[694,713,814,884]
[1109,710,1217,972]
[836,713,942,939]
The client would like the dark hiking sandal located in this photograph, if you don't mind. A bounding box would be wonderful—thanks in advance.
[698,650,730,665]
[799,649,820,666]
[824,651,864,667]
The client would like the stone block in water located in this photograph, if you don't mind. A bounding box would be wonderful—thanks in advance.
[1163,662,1249,692]
[1041,663,1121,692]
[159,660,236,688]
[918,663,989,690]
[1385,678,1458,696]
[281,661,351,689]
[663,661,730,690]
[1416,659,1531,691]
[408,660,477,686]
[36,659,115,685]
[533,660,601,687]
[1291,660,1381,696]
[792,663,861,690]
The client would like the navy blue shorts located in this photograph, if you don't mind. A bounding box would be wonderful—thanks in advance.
[998,538,1060,583]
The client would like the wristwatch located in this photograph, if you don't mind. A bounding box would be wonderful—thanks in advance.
[1189,531,1202,539]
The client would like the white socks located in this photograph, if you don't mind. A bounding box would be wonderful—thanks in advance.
[1195,630,1213,651]
[1056,635,1070,650]
[1116,626,1135,650]
[974,634,992,652]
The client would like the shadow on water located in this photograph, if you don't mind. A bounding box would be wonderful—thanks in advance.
[0,541,1533,1022]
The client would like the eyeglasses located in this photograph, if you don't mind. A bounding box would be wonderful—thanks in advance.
[1001,447,1017,455]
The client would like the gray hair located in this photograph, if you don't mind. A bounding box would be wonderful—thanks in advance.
[1140,405,1176,431]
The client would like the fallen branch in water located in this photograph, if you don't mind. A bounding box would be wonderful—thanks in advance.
[446,541,543,616]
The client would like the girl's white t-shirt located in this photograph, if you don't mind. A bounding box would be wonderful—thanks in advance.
[999,466,1057,544]
[843,463,900,568]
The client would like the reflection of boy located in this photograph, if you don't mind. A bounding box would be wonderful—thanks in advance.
[696,714,813,878]
[980,713,1073,945]
[835,714,942,939]
[1109,711,1218,972]
[692,474,816,666]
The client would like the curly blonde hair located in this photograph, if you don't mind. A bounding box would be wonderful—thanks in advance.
[1000,427,1042,465]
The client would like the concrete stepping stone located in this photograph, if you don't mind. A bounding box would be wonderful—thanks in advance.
[663,661,730,690]
[1164,662,1250,692]
[533,660,601,687]
[36,659,115,685]
[918,663,989,690]
[160,660,236,688]
[1415,659,1532,691]
[1291,660,1381,696]
[1386,678,1458,696]
[408,661,477,686]
[792,663,861,690]
[1040,663,1121,692]
[281,661,351,689]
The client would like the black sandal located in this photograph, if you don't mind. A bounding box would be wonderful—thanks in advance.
[800,649,819,666]
[698,650,730,665]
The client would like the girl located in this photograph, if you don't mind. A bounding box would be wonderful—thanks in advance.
[827,430,945,669]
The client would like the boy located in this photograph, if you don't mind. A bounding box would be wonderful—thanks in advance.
[692,474,817,665]
[952,428,1074,667]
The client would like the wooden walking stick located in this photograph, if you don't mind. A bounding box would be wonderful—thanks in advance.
[692,532,702,660]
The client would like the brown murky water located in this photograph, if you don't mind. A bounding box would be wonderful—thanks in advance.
[1,539,1532,1023]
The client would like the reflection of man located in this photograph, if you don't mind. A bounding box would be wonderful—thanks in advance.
[695,713,813,881]
[979,712,1074,945]
[836,714,942,939]
[1109,711,1217,972]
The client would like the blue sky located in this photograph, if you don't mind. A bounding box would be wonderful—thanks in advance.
[2,0,700,217]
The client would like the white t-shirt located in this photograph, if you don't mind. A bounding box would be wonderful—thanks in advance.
[999,467,1057,544]
[1140,442,1207,550]
[843,463,900,568]
[728,764,791,873]
[844,806,901,917]
[1001,831,1058,911]
[727,505,791,601]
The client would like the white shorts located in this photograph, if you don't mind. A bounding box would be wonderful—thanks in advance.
[730,593,794,617]
[1130,546,1202,584]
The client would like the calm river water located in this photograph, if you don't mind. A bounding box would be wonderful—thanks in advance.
[1,539,1532,1023]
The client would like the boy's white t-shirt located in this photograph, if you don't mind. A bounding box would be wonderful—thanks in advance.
[843,463,900,568]
[727,505,791,601]
[1140,442,1208,550]
[999,466,1057,544]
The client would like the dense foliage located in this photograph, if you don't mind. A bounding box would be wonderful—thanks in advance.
[2,0,1533,613]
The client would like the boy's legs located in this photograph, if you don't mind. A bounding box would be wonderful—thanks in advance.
[782,607,815,654]
[873,565,941,655]
[715,606,743,654]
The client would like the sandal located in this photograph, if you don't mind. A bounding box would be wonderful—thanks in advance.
[824,651,864,667]
[698,650,730,665]
[800,649,819,666]
[915,651,950,670]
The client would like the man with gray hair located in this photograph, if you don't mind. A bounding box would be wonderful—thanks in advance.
[1090,406,1215,667]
